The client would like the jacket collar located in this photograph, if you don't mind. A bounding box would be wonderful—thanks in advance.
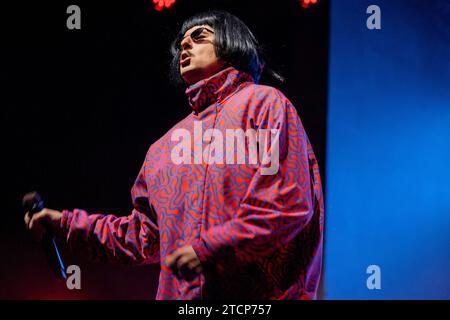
[185,66,254,114]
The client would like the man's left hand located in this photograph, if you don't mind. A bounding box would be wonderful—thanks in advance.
[165,245,203,280]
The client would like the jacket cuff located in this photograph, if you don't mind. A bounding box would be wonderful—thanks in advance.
[56,210,73,240]
[190,237,213,265]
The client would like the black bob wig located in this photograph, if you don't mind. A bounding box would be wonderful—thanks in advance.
[170,10,283,85]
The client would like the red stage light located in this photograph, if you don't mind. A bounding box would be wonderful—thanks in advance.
[152,0,176,11]
[300,0,318,8]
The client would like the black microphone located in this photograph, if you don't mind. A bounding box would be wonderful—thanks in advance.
[23,192,67,279]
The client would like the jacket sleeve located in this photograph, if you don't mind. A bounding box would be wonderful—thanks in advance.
[59,160,160,265]
[191,89,315,266]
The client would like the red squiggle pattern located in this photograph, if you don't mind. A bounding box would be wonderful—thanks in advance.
[60,67,324,300]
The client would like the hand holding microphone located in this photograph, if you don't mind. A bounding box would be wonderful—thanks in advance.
[24,207,62,242]
[23,192,67,279]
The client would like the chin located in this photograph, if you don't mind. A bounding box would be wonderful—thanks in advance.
[181,66,202,85]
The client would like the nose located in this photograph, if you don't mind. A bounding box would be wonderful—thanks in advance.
[180,35,193,50]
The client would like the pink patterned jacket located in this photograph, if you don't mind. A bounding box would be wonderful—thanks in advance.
[60,66,324,300]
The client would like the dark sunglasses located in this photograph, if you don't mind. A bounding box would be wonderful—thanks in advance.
[179,27,214,49]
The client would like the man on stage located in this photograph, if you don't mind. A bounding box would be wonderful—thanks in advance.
[25,10,324,300]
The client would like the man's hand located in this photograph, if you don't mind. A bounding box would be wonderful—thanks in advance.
[165,245,203,280]
[24,208,62,242]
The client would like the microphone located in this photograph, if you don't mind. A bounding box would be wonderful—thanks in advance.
[23,192,67,279]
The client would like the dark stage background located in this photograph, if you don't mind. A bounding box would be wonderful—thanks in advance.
[1,1,329,299]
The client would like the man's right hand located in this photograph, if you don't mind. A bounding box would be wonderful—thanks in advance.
[24,208,62,242]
